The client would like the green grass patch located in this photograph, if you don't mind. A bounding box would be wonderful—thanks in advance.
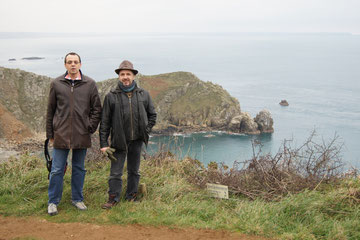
[1,153,360,239]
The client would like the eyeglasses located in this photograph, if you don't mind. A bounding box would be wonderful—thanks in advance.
[66,61,80,65]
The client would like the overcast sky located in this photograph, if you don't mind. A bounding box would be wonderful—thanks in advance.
[1,0,359,34]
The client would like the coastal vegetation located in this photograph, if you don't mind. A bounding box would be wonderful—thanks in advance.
[1,134,359,240]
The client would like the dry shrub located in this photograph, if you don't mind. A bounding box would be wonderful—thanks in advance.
[193,130,345,200]
[143,142,205,179]
[143,143,177,167]
[346,187,360,204]
[146,131,346,201]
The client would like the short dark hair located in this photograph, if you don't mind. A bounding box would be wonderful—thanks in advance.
[64,52,81,63]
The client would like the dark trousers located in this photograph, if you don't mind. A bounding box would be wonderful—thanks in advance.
[108,139,143,201]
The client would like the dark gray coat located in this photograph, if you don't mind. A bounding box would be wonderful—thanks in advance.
[99,82,157,151]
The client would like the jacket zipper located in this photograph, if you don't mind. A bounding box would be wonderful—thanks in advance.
[129,95,134,140]
[69,81,74,148]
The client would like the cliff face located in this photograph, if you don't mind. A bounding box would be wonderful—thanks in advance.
[0,102,32,141]
[0,67,273,137]
[0,67,51,133]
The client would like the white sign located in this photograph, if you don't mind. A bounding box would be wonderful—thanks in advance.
[206,183,229,199]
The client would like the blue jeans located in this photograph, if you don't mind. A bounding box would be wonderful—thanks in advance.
[48,148,87,205]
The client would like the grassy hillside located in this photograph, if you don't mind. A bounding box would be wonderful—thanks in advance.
[1,152,359,240]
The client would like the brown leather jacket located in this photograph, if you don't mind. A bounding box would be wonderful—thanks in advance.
[46,71,102,149]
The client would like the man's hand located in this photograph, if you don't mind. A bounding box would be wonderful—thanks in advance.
[49,138,54,147]
[100,147,117,161]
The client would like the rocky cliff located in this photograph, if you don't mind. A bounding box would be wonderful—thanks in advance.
[0,67,273,138]
[0,67,51,133]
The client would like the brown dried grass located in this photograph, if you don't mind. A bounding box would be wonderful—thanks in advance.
[144,130,345,201]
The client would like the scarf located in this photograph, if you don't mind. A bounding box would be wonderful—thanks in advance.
[119,81,136,92]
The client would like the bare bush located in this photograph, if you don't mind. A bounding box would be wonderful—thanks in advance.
[143,142,177,167]
[194,130,345,200]
[145,131,346,201]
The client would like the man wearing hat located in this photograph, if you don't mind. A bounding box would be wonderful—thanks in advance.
[99,60,157,208]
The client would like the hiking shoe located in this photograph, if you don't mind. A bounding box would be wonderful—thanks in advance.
[102,194,118,209]
[48,203,58,216]
[126,193,138,202]
[72,201,87,210]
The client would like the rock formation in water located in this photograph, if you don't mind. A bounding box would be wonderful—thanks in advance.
[279,99,289,106]
[0,67,274,137]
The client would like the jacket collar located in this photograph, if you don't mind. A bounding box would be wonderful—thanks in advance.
[61,70,88,82]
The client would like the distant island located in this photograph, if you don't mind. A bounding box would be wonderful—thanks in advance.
[21,57,44,60]
[8,57,45,61]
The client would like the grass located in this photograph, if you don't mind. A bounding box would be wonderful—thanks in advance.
[1,153,360,240]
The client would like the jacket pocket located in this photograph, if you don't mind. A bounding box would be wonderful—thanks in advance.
[73,114,91,135]
[53,115,66,131]
[53,118,71,148]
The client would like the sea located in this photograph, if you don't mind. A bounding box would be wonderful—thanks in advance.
[0,32,359,168]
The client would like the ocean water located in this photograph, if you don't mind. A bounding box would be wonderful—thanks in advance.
[1,33,359,168]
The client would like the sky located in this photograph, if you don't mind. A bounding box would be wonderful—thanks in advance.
[1,0,360,34]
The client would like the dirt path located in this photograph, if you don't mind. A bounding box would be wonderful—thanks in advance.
[0,216,270,240]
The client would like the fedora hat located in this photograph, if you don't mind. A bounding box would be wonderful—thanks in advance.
[115,60,138,75]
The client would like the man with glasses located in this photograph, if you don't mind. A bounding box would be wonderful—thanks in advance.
[46,52,102,215]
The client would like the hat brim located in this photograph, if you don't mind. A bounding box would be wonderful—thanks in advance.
[115,68,138,75]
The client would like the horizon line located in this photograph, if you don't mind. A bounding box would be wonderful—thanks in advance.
[0,31,356,35]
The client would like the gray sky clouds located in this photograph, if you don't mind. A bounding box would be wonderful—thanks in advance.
[1,0,359,33]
